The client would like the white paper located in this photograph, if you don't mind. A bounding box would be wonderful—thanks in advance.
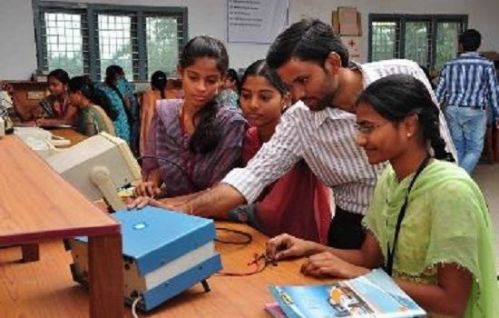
[227,0,289,44]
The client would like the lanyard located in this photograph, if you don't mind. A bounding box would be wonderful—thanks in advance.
[385,155,431,276]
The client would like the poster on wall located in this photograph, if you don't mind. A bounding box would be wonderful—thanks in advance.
[342,36,362,60]
[227,0,289,44]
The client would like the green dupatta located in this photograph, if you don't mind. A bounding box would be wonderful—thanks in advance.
[364,160,499,317]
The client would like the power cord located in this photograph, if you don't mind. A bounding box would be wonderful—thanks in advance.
[131,295,141,318]
[215,227,252,245]
[137,155,198,190]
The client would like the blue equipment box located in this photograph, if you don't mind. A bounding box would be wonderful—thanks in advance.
[68,206,222,311]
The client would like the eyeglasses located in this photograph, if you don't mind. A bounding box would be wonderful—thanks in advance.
[354,121,390,134]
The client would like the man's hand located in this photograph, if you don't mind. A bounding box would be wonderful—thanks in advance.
[126,196,165,210]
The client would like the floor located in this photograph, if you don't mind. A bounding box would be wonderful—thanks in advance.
[472,163,499,269]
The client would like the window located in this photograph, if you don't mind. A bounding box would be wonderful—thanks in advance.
[98,14,134,79]
[42,11,87,76]
[33,1,187,80]
[146,16,179,79]
[368,14,467,72]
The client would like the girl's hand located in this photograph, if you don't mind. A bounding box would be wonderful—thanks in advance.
[133,180,162,198]
[265,233,317,261]
[300,251,369,279]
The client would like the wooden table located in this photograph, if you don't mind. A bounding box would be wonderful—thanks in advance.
[51,128,88,146]
[0,221,323,317]
[0,135,123,317]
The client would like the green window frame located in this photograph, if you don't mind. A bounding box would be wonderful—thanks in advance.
[33,0,188,81]
[368,14,467,72]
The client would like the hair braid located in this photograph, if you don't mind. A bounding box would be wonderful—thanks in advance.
[419,107,454,162]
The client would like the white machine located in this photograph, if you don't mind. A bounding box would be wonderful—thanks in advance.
[47,132,141,210]
[14,127,70,157]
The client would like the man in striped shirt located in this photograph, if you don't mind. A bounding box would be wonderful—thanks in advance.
[130,19,456,249]
[436,29,499,173]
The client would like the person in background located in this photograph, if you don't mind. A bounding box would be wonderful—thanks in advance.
[134,35,247,198]
[228,59,331,243]
[436,29,499,173]
[266,74,499,317]
[96,65,135,148]
[0,81,19,114]
[24,69,78,126]
[116,66,140,155]
[167,78,184,99]
[68,75,118,136]
[140,70,168,156]
[217,68,240,110]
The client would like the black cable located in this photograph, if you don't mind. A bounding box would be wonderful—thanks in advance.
[137,155,198,190]
[215,227,252,245]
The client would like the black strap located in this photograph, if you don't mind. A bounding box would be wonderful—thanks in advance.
[385,155,431,276]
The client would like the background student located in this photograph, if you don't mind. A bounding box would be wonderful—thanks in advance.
[68,75,117,137]
[266,74,499,317]
[140,70,168,156]
[135,35,247,198]
[229,59,331,243]
[436,29,499,174]
[96,65,137,151]
[217,68,240,110]
[17,69,78,126]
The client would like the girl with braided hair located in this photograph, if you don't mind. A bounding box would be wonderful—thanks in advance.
[135,36,247,198]
[266,74,498,317]
[68,75,117,137]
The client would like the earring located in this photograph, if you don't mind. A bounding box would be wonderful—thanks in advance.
[407,133,412,137]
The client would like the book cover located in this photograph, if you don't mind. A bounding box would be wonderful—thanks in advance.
[269,268,426,318]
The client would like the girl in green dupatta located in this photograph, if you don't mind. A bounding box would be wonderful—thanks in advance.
[265,74,499,317]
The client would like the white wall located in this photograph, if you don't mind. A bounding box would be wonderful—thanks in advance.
[1,0,498,80]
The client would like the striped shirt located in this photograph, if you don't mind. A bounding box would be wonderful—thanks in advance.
[436,52,499,113]
[143,99,247,197]
[223,59,456,215]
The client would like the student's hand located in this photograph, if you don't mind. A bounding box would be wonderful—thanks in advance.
[126,196,165,210]
[265,233,317,261]
[300,251,369,279]
[133,180,162,198]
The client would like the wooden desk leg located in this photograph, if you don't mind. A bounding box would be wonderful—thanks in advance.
[21,244,39,262]
[88,233,123,318]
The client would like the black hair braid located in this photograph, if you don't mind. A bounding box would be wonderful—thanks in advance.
[419,107,454,162]
[189,99,221,154]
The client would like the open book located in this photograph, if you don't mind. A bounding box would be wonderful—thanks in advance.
[268,268,426,318]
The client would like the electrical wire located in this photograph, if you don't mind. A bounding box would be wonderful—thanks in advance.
[131,295,141,318]
[217,253,278,277]
[137,155,198,190]
[215,227,252,245]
